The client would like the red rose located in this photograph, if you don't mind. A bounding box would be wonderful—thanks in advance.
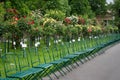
[64,18,71,24]
[88,28,92,33]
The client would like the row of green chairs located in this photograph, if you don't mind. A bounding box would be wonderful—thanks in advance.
[65,33,120,65]
[1,45,71,80]
[22,33,120,79]
[1,33,120,80]
[1,51,44,80]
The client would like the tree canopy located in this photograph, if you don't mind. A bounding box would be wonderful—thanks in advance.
[89,0,107,15]
[112,0,120,29]
[69,0,93,17]
[0,0,108,20]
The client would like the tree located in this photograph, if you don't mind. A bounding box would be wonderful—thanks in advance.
[36,0,71,15]
[58,0,71,16]
[9,0,30,16]
[0,0,30,21]
[69,0,94,18]
[112,0,120,30]
[88,0,107,16]
[0,2,5,21]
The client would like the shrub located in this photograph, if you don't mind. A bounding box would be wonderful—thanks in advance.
[45,10,65,21]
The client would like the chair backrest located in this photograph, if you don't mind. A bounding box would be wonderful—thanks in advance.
[83,38,91,50]
[0,58,2,77]
[88,37,96,48]
[0,70,1,77]
[93,36,98,46]
[74,39,84,52]
[77,38,85,51]
[42,47,52,64]
[17,48,31,71]
[70,40,82,53]
[79,38,86,51]
[98,35,106,45]
[65,42,74,54]
[59,43,69,57]
[51,46,61,61]
[95,36,102,47]
[28,47,41,67]
[86,38,91,48]
[72,41,78,52]
[1,52,18,77]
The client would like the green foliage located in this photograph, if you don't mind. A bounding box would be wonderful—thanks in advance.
[1,0,107,19]
[0,3,5,36]
[42,18,57,36]
[70,26,79,37]
[0,0,117,39]
[30,26,43,37]
[45,0,60,10]
[29,9,43,37]
[0,3,5,21]
[69,0,93,17]
[37,0,71,16]
[0,24,5,36]
[58,0,71,16]
[88,0,107,15]
[17,18,30,32]
[45,10,65,21]
[6,0,30,16]
[24,0,40,10]
[54,22,66,36]
[112,0,120,30]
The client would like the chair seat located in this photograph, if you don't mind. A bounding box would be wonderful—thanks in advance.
[9,68,43,78]
[64,54,78,59]
[0,78,15,80]
[50,60,63,64]
[85,48,95,52]
[59,58,70,62]
[50,58,69,64]
[35,64,53,69]
[97,45,105,48]
[74,51,86,55]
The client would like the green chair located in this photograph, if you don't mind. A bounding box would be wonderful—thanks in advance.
[0,54,16,80]
[51,46,71,72]
[42,47,66,77]
[2,51,43,80]
[1,52,19,80]
[58,42,80,67]
[72,38,97,62]
[55,44,77,70]
[70,40,89,63]
[0,78,16,80]
[16,48,43,80]
[28,47,57,80]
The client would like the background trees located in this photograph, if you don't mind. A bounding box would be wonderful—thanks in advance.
[69,0,93,17]
[0,0,108,19]
[0,0,119,49]
[88,0,107,16]
[1,0,119,36]
[112,0,120,30]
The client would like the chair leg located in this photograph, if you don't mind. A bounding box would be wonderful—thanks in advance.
[65,66,70,72]
[78,57,84,64]
[52,71,59,79]
[47,75,53,80]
